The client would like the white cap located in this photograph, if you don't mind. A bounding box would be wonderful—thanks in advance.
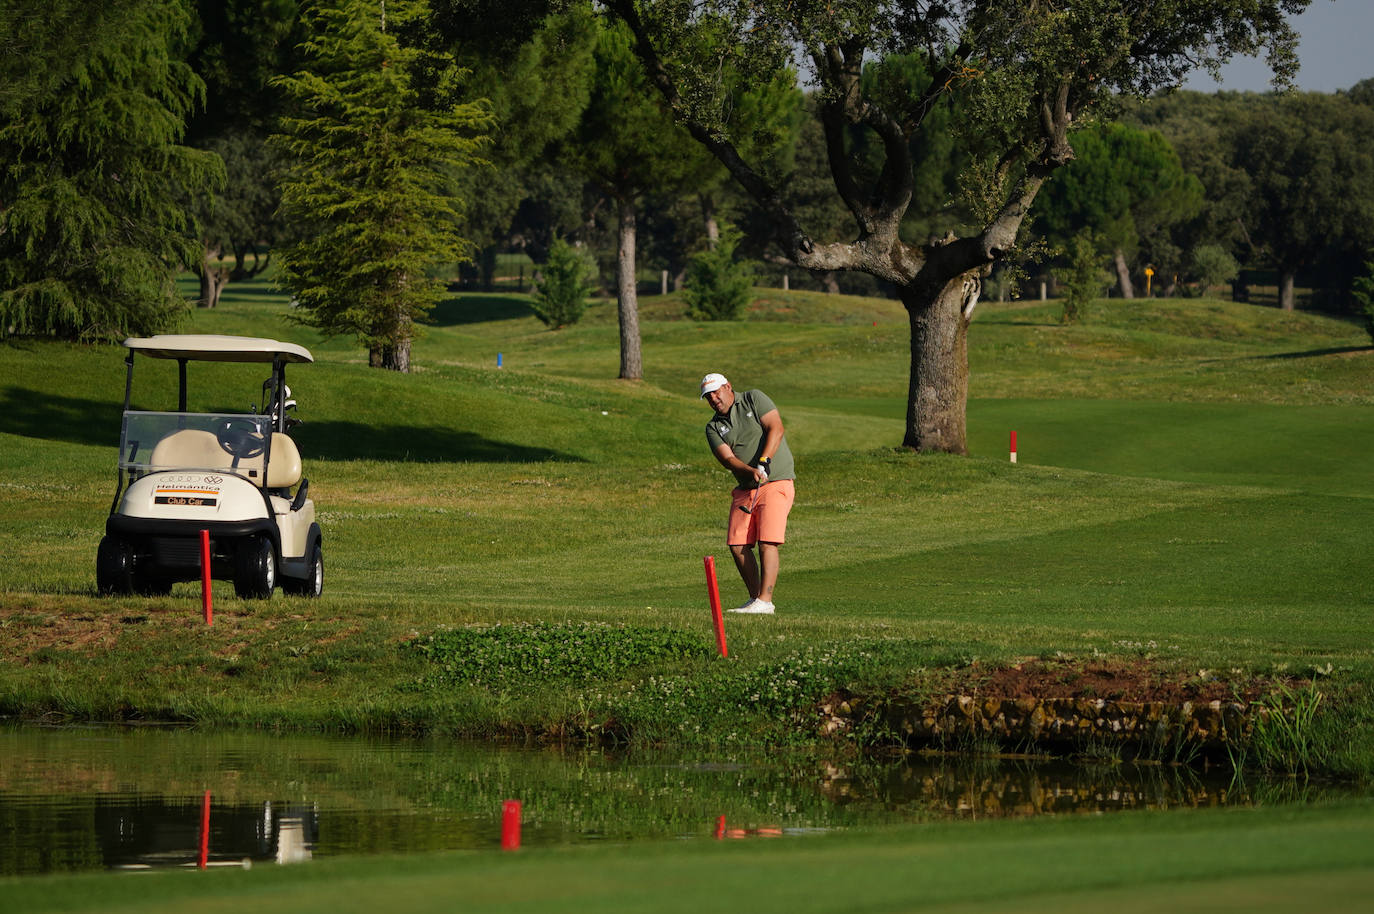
[699,373,729,398]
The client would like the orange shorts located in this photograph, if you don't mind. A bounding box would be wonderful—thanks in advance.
[727,479,795,546]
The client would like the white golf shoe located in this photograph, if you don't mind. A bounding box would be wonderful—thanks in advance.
[728,599,775,614]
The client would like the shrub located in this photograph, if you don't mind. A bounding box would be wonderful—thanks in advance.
[1058,234,1110,323]
[684,224,754,321]
[1190,244,1239,297]
[1353,257,1374,344]
[532,237,595,329]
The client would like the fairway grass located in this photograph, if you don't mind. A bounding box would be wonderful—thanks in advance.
[0,287,1371,765]
[4,799,1372,913]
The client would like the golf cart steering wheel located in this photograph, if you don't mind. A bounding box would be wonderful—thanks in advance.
[215,418,266,459]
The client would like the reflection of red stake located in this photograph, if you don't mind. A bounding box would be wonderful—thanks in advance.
[501,800,521,851]
[200,530,212,625]
[199,790,211,869]
[703,557,728,657]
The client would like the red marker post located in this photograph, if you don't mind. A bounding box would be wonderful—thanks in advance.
[501,799,522,850]
[200,529,213,625]
[1009,430,1018,464]
[198,790,211,869]
[703,556,728,658]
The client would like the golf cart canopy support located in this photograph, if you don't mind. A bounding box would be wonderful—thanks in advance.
[122,335,314,418]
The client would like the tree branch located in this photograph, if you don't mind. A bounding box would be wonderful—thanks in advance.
[603,0,815,257]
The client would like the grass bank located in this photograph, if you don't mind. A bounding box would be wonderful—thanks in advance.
[1,284,1371,775]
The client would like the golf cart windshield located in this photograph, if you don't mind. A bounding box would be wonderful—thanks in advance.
[121,411,274,479]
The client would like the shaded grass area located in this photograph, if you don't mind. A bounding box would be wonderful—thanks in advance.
[4,800,1373,913]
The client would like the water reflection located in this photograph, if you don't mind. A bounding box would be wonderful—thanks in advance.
[0,724,1353,876]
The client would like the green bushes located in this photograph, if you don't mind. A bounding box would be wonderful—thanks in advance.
[684,224,754,321]
[532,237,596,329]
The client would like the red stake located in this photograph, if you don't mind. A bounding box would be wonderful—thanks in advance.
[501,800,522,851]
[1010,430,1018,464]
[703,556,728,657]
[199,790,211,869]
[200,529,213,625]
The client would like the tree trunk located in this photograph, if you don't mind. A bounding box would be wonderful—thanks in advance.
[899,274,972,454]
[369,307,413,372]
[820,271,840,294]
[616,198,643,380]
[701,193,719,248]
[198,244,229,308]
[1278,270,1296,311]
[1113,250,1135,299]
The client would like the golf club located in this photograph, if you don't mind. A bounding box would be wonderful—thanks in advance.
[739,479,766,514]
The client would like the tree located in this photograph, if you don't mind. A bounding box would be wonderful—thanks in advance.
[185,0,302,308]
[1226,93,1374,311]
[684,222,754,320]
[1032,123,1202,298]
[606,0,1308,452]
[1058,233,1110,323]
[272,0,490,371]
[567,18,712,380]
[1353,258,1374,344]
[532,237,595,329]
[0,0,224,340]
[430,2,600,278]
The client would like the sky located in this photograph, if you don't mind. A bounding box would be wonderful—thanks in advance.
[1183,0,1373,93]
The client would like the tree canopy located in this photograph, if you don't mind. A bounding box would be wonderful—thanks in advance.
[606,0,1310,451]
[0,0,224,340]
[272,0,490,371]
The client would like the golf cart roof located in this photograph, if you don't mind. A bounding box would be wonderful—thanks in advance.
[123,334,314,364]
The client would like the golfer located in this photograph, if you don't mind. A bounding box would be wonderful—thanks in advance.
[700,372,796,615]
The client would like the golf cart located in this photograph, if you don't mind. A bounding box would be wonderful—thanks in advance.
[97,334,323,599]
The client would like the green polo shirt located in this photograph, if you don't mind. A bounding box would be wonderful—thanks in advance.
[704,389,795,486]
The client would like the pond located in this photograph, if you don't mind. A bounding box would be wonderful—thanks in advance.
[0,723,1352,876]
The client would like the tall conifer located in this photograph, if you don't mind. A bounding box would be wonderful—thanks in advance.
[273,0,489,371]
[0,0,223,340]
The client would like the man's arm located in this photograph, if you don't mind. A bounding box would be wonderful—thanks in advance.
[757,408,784,468]
[713,442,766,487]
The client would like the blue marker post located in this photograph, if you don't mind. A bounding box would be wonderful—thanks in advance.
[497,352,503,368]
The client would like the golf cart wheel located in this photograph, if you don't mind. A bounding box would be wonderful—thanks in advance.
[135,571,173,596]
[233,536,277,600]
[283,541,323,598]
[96,535,135,596]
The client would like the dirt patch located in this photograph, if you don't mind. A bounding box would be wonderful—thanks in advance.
[937,658,1299,704]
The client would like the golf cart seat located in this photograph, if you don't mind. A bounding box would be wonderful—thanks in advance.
[148,428,302,489]
[267,433,302,488]
[149,429,225,471]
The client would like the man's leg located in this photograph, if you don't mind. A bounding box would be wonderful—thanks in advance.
[757,542,780,604]
[729,543,760,599]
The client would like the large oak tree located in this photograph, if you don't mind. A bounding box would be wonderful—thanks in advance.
[606,0,1308,452]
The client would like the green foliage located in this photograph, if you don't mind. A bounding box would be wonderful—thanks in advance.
[1033,122,1203,289]
[1354,258,1374,343]
[1190,244,1240,296]
[1058,234,1110,323]
[409,622,712,687]
[532,237,595,328]
[272,0,491,369]
[1249,681,1325,776]
[683,224,754,321]
[0,0,223,340]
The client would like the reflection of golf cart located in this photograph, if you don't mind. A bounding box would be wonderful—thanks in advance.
[97,335,323,599]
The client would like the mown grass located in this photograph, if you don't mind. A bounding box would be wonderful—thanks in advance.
[1,283,1371,771]
[4,799,1373,914]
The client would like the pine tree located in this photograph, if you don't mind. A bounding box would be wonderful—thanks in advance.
[0,0,223,340]
[272,0,490,371]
